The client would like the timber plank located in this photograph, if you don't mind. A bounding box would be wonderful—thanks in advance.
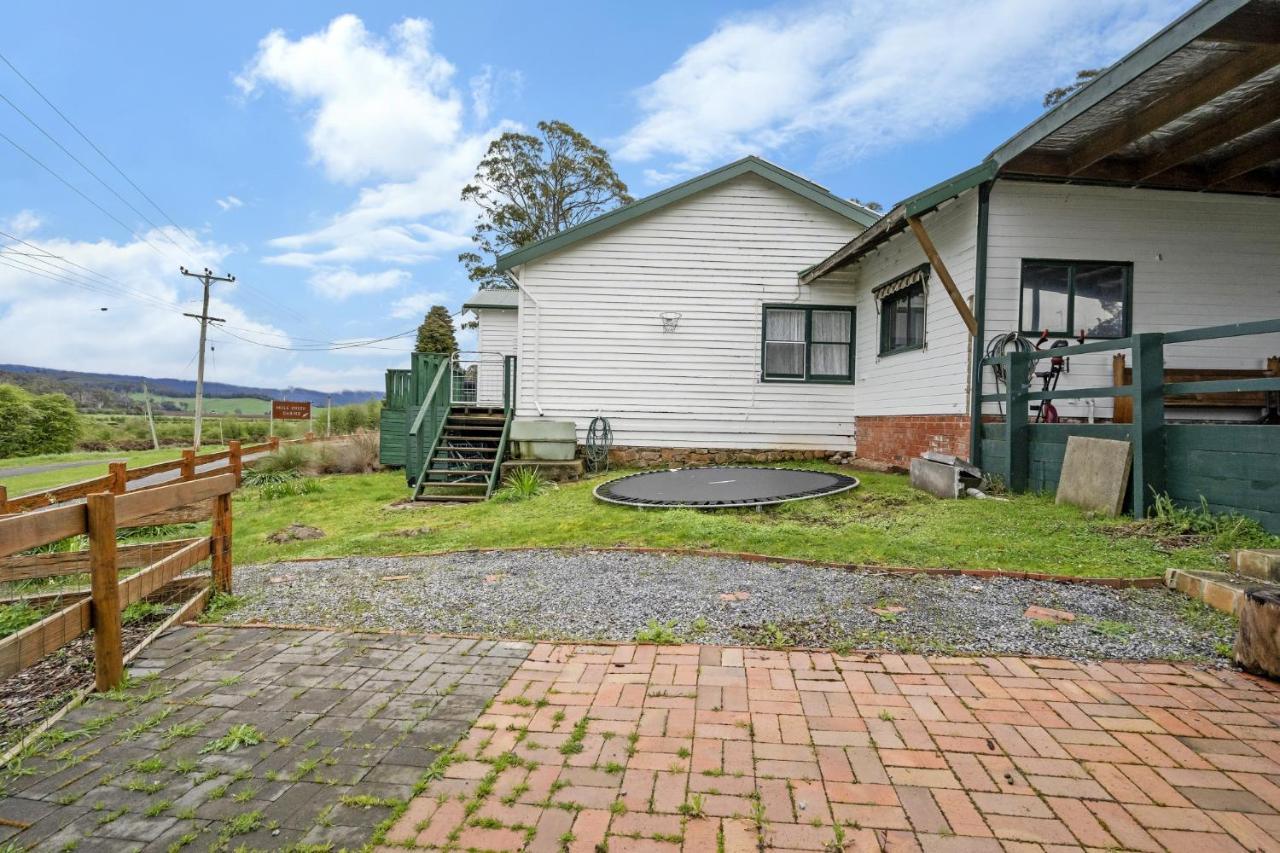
[122,499,213,529]
[0,504,87,558]
[4,475,113,514]
[117,538,211,608]
[0,598,91,680]
[1167,424,1279,454]
[0,538,199,583]
[113,474,234,525]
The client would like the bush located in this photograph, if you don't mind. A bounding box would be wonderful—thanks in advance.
[249,443,312,475]
[0,383,80,457]
[311,429,380,474]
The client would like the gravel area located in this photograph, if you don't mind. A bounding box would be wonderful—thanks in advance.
[228,550,1235,662]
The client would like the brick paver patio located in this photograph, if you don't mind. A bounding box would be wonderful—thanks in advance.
[0,626,530,851]
[384,643,1280,852]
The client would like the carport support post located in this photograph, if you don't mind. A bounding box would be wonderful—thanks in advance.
[1005,351,1031,492]
[1129,333,1166,518]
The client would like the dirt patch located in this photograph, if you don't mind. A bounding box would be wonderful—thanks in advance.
[0,605,174,753]
[267,522,326,543]
[1102,520,1210,551]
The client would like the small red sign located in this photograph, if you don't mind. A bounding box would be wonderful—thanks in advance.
[272,400,312,420]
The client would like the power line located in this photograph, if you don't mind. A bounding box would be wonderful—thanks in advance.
[0,128,179,261]
[0,88,191,257]
[213,323,416,352]
[0,49,199,249]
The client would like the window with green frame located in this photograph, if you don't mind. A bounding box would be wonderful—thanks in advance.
[761,304,854,383]
[1020,259,1132,339]
[879,282,926,355]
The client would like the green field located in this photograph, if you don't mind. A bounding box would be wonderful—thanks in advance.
[128,393,272,416]
[0,446,231,496]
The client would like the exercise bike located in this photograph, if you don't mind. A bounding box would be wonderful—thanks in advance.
[1031,329,1086,423]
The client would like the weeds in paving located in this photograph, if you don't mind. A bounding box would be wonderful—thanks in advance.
[634,619,681,644]
[200,724,264,754]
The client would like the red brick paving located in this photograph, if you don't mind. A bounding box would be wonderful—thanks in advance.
[380,645,1280,851]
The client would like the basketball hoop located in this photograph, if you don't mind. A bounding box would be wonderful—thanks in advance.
[659,311,682,333]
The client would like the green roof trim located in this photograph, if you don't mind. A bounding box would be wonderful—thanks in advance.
[902,161,999,217]
[494,155,880,272]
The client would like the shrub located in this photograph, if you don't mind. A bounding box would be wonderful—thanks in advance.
[249,444,312,475]
[493,467,549,502]
[310,429,380,474]
[0,602,44,639]
[0,384,80,457]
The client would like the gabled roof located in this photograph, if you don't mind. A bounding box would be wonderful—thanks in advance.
[462,289,519,312]
[802,0,1280,284]
[494,155,880,273]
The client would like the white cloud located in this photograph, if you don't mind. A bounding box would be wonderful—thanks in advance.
[237,15,463,184]
[0,229,293,387]
[4,210,44,236]
[390,291,452,320]
[617,0,1189,177]
[308,267,410,299]
[215,195,244,212]
[240,15,512,270]
[469,66,523,124]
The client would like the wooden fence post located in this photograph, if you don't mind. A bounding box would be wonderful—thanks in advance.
[1130,333,1166,519]
[0,485,7,515]
[87,492,123,691]
[271,436,280,451]
[305,432,316,443]
[228,440,242,485]
[1005,351,1031,492]
[108,462,127,495]
[181,450,196,481]
[211,492,233,595]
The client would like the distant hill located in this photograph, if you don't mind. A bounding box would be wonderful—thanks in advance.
[0,364,381,413]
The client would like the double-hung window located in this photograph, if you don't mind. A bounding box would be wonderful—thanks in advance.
[761,305,854,383]
[1020,259,1132,339]
[876,265,929,356]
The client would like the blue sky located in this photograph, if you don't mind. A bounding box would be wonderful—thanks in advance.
[0,0,1190,391]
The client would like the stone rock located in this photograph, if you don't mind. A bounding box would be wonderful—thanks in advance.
[1056,436,1132,516]
[1024,605,1075,624]
[1232,549,1280,583]
[267,523,325,544]
[1236,588,1280,677]
[719,591,751,602]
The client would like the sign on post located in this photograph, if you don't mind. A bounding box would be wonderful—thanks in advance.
[271,400,312,420]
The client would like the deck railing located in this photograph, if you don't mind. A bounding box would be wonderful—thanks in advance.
[978,318,1280,527]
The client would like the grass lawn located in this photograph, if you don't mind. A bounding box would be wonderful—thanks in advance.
[227,465,1274,578]
[0,445,228,497]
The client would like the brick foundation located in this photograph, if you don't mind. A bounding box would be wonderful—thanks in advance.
[854,414,972,469]
[608,445,831,468]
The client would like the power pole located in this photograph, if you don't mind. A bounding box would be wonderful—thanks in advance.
[180,266,234,451]
[141,381,159,450]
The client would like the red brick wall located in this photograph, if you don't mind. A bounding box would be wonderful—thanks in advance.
[854,415,971,469]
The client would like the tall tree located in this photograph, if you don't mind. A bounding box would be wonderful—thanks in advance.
[1043,69,1104,108]
[460,120,633,290]
[415,305,459,354]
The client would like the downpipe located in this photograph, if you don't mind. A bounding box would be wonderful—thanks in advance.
[507,269,545,416]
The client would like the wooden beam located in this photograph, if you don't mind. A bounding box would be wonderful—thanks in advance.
[1134,85,1280,180]
[1206,133,1280,185]
[0,503,86,558]
[906,216,978,337]
[0,538,201,583]
[87,493,123,691]
[1067,44,1280,174]
[1205,11,1280,45]
[113,473,234,526]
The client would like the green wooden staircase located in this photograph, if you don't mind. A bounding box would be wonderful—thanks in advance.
[402,352,516,503]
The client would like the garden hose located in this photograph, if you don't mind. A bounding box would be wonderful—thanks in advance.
[984,331,1034,415]
[585,415,613,474]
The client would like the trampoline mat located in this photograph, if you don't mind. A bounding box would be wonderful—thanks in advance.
[594,466,860,508]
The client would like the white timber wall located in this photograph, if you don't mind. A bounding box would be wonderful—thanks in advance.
[832,191,978,417]
[475,307,517,407]
[984,181,1280,420]
[513,173,863,450]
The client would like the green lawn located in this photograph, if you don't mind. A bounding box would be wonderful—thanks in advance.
[225,466,1269,578]
[128,393,272,415]
[1,446,228,497]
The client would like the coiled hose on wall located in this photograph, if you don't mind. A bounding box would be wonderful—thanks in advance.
[585,415,613,474]
[984,331,1034,415]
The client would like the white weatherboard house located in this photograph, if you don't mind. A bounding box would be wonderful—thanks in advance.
[465,0,1280,474]
[467,156,879,463]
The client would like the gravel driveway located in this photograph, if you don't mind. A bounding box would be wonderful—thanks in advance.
[227,550,1235,662]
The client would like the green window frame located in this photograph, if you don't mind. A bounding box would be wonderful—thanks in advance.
[1019,259,1133,339]
[760,304,855,384]
[878,282,927,356]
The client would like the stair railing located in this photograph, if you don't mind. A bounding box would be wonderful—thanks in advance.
[409,355,452,499]
[486,355,518,498]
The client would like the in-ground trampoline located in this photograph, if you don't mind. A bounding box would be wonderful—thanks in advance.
[594,466,860,508]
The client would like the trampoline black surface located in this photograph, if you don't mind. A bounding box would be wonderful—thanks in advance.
[594,466,860,508]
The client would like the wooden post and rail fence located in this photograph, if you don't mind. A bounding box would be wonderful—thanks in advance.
[0,473,236,691]
[0,432,332,516]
